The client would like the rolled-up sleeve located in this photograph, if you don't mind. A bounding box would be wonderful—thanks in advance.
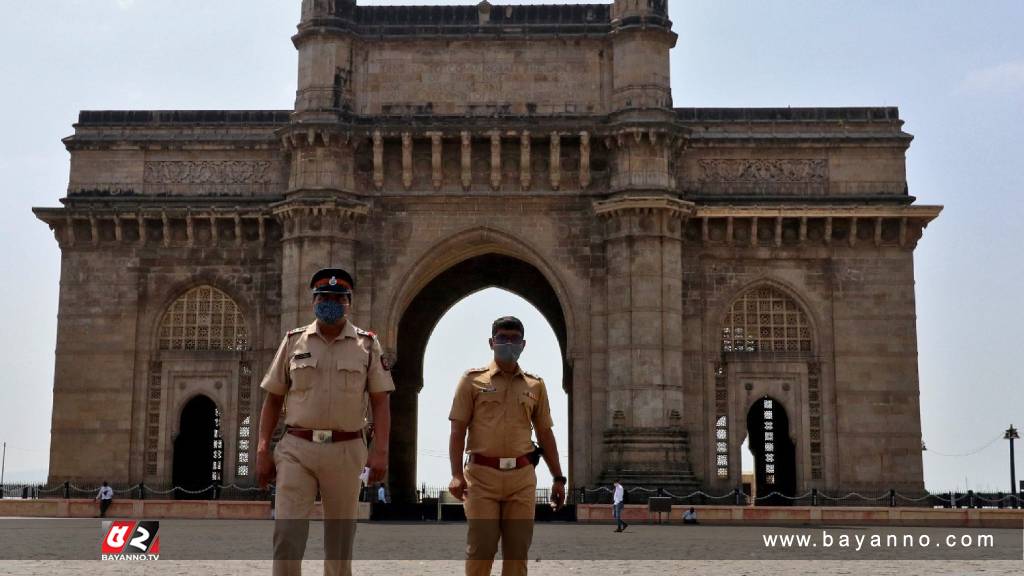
[260,336,291,395]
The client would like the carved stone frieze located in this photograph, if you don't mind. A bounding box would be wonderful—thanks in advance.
[694,158,829,195]
[143,161,274,185]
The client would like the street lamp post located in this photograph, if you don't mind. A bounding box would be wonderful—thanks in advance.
[1005,426,1019,509]
[1,441,6,489]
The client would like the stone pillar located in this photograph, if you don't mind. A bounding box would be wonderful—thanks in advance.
[274,201,368,332]
[594,196,698,491]
[276,126,366,334]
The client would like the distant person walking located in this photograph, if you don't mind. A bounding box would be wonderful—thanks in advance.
[612,479,627,532]
[95,481,114,518]
[377,483,387,504]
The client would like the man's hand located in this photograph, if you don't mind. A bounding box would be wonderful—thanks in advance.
[366,449,388,484]
[550,481,566,510]
[257,448,276,489]
[449,475,467,501]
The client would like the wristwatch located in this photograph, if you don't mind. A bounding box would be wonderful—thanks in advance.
[552,475,568,485]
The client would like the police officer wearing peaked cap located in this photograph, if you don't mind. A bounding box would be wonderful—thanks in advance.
[257,267,394,576]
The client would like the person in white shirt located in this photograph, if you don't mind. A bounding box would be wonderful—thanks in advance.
[683,507,698,525]
[95,481,114,518]
[377,483,386,504]
[612,479,627,532]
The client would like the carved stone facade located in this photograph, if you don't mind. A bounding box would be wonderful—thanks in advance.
[35,0,940,502]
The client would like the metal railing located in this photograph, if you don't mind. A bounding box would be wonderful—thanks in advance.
[3,482,1019,510]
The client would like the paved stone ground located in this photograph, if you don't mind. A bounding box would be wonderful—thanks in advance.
[1,560,1022,576]
[0,520,1019,575]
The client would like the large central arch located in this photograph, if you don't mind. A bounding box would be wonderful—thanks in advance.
[387,247,574,503]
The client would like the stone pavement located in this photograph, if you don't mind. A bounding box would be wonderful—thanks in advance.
[0,520,1019,574]
[1,559,1021,576]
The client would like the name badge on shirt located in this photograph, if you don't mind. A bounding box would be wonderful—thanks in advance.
[293,352,312,360]
[476,385,498,394]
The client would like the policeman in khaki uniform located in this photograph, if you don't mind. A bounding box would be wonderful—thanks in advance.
[257,267,393,576]
[449,316,566,576]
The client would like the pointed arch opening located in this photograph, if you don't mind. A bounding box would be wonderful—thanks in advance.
[390,253,571,503]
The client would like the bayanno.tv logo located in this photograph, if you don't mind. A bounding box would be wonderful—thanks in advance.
[100,521,161,561]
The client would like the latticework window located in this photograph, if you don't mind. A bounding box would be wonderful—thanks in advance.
[158,286,249,351]
[762,399,776,485]
[212,408,223,482]
[715,416,729,478]
[714,362,729,479]
[722,286,812,353]
[236,361,253,479]
[808,362,823,480]
[237,416,252,478]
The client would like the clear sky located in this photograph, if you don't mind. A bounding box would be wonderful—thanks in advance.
[0,1,1021,493]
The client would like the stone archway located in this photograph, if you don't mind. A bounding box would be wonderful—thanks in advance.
[746,396,796,506]
[388,253,571,503]
[172,395,222,499]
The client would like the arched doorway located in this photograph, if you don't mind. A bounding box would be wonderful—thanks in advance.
[746,397,796,506]
[390,253,571,503]
[172,395,222,499]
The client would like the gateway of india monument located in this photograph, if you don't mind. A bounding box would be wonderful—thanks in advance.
[34,0,941,503]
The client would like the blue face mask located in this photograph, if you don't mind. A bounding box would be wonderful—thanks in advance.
[493,342,525,364]
[314,301,347,325]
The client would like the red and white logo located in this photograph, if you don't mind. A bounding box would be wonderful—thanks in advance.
[101,521,160,560]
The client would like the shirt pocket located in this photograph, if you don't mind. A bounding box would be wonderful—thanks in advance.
[474,394,504,425]
[517,393,538,430]
[288,357,318,392]
[336,354,368,394]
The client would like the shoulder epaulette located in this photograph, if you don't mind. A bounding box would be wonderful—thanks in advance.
[523,371,544,381]
[355,327,378,339]
[286,327,305,337]
[465,367,489,375]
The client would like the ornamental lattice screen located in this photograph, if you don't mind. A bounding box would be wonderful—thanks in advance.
[158,286,249,351]
[721,286,812,354]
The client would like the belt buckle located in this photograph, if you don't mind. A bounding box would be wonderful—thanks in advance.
[499,458,517,470]
[312,430,333,444]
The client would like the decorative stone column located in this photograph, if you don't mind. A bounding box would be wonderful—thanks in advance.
[594,195,699,491]
[276,68,368,332]
[273,199,368,332]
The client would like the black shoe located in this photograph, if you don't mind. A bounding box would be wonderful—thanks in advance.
[622,522,628,531]
[614,528,622,532]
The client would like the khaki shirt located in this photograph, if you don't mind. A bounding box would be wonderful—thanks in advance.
[448,361,554,457]
[260,320,395,431]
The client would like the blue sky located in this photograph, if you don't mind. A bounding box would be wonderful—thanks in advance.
[0,1,1021,492]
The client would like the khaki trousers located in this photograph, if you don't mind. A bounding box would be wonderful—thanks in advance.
[463,462,537,576]
[272,432,366,576]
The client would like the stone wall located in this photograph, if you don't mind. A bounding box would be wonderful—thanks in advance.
[353,39,610,117]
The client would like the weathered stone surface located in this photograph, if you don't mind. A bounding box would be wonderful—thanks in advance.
[33,0,940,502]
